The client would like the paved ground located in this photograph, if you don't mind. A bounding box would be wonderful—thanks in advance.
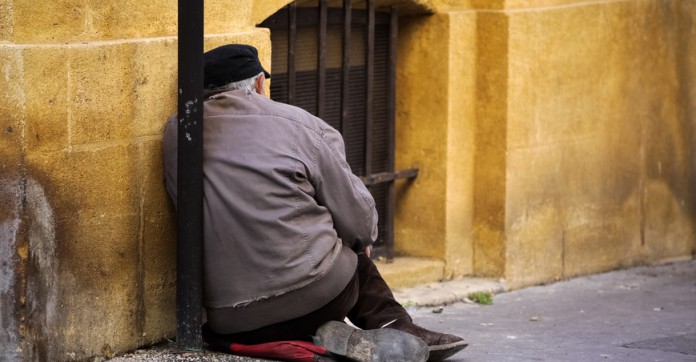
[111,259,696,362]
[413,259,696,362]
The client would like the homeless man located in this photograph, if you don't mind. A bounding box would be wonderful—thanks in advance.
[163,44,467,361]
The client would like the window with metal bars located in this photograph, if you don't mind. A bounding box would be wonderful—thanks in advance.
[259,0,417,261]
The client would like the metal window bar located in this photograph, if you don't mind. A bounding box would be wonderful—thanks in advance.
[176,0,204,351]
[365,0,374,177]
[259,1,418,262]
[317,0,327,118]
[341,0,351,134]
[385,7,398,260]
[288,2,297,105]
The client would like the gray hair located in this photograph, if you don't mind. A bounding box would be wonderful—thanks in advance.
[216,72,263,92]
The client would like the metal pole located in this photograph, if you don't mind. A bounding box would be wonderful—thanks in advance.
[288,3,297,105]
[176,0,204,351]
[386,7,398,262]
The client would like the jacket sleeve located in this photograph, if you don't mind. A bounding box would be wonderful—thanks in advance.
[312,124,379,252]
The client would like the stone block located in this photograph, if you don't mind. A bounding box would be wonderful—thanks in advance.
[0,47,24,131]
[27,144,139,212]
[22,46,70,152]
[8,0,257,43]
[19,40,179,150]
[10,0,169,42]
[0,0,12,42]
[66,43,139,146]
[130,39,178,138]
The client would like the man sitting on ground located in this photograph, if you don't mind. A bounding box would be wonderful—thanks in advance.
[163,44,467,361]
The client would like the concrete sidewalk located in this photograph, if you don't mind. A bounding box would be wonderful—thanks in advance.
[111,259,696,362]
[414,258,696,362]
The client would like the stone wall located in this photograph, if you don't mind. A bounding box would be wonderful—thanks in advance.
[0,0,271,360]
[502,0,696,287]
[394,0,696,287]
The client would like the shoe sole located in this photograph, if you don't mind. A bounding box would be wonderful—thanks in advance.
[427,340,468,361]
[316,321,429,362]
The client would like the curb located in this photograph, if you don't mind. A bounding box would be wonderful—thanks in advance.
[392,277,506,307]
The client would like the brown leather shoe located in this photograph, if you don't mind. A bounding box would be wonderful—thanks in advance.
[385,319,468,361]
[317,321,430,362]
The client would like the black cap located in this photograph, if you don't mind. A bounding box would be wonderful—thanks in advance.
[203,44,271,89]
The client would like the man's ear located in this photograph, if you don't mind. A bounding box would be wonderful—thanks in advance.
[255,73,266,95]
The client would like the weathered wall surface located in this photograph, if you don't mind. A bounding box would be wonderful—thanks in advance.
[0,46,26,361]
[501,0,696,288]
[0,0,271,360]
[394,0,695,287]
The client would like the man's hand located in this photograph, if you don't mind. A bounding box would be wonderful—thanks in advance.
[364,245,372,258]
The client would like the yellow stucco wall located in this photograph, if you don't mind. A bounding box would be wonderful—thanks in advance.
[502,0,696,288]
[0,0,271,360]
[395,0,695,287]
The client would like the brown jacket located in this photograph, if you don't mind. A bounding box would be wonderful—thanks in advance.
[163,89,378,333]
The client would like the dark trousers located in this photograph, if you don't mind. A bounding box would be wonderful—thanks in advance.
[215,253,412,344]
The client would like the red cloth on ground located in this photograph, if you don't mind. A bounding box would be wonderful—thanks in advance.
[228,340,328,362]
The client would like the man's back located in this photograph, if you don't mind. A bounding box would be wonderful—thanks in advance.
[163,88,377,333]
